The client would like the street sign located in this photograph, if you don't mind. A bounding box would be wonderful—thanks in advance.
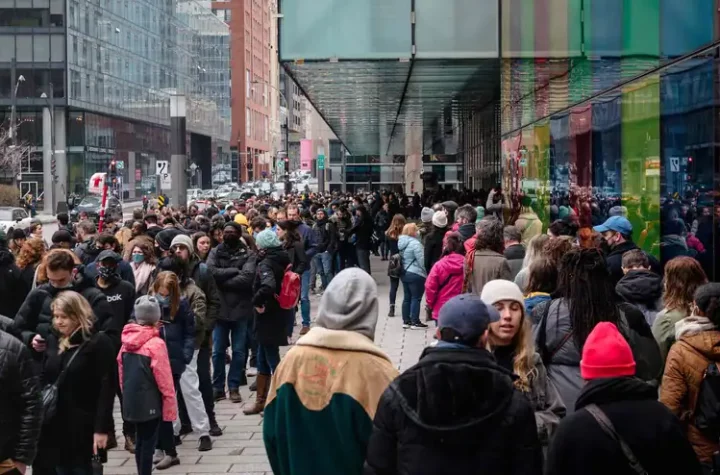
[670,157,680,172]
[89,172,106,194]
[317,154,325,170]
[116,160,125,170]
[156,160,171,190]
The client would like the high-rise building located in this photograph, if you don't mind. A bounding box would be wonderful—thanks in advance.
[0,0,230,205]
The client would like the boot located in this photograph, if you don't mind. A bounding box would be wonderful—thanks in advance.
[388,304,395,317]
[243,373,270,415]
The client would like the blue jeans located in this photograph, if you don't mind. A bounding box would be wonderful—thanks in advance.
[312,252,333,289]
[212,319,249,391]
[401,272,426,325]
[300,270,311,327]
[389,277,399,306]
[257,344,280,375]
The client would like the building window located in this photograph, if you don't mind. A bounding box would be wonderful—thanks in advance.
[246,107,251,136]
[246,69,250,98]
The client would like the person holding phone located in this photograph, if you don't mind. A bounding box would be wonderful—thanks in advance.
[32,291,116,475]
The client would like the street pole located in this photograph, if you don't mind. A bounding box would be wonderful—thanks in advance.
[42,103,53,214]
[170,94,187,207]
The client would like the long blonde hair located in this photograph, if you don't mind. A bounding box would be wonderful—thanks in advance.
[51,291,95,353]
[385,214,406,239]
[489,312,537,393]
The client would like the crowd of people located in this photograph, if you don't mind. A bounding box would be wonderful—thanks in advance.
[0,186,718,475]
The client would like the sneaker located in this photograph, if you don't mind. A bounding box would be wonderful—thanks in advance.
[411,323,429,330]
[213,390,226,402]
[247,367,258,377]
[209,421,223,437]
[229,389,243,403]
[198,435,213,452]
[153,449,164,465]
[402,324,410,329]
[155,455,180,470]
[299,325,310,336]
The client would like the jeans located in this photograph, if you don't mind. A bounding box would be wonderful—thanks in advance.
[300,270,311,327]
[174,351,210,437]
[135,418,160,475]
[309,255,318,290]
[389,277,399,306]
[356,248,371,274]
[401,272,426,325]
[256,344,280,375]
[380,236,389,259]
[196,345,215,422]
[212,319,249,392]
[56,466,92,475]
[312,252,333,289]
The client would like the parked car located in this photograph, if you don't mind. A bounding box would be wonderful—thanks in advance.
[69,195,123,223]
[0,207,32,233]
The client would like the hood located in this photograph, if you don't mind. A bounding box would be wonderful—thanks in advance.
[397,234,415,251]
[518,212,538,220]
[121,323,161,351]
[316,268,378,340]
[615,270,663,304]
[437,253,465,275]
[679,330,720,361]
[458,222,476,240]
[260,245,290,266]
[391,347,516,437]
[575,377,657,411]
[39,265,94,297]
[675,316,716,341]
[661,234,688,250]
[0,249,14,265]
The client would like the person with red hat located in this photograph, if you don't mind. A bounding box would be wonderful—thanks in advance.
[545,322,701,475]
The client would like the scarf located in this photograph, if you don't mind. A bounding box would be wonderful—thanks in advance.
[675,315,715,340]
[132,262,156,293]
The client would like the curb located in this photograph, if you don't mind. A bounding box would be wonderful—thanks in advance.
[36,215,57,225]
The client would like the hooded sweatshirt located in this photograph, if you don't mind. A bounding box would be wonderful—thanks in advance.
[117,323,177,422]
[264,268,398,475]
[615,270,663,326]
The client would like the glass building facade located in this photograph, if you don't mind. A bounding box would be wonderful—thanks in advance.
[500,0,720,279]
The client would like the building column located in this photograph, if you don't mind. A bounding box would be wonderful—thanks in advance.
[128,151,136,199]
[170,95,187,207]
[404,124,423,195]
[42,106,54,214]
[54,107,67,209]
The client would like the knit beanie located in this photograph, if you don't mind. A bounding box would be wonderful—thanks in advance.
[580,322,636,380]
[171,234,194,253]
[431,210,448,228]
[421,207,434,223]
[234,213,249,226]
[558,206,570,220]
[315,268,379,340]
[256,228,281,249]
[134,295,161,326]
[480,280,525,315]
[155,228,181,251]
[475,206,485,222]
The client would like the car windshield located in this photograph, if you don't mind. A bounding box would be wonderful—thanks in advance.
[80,196,101,206]
[0,210,12,220]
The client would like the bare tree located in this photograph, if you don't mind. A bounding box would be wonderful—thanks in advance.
[0,122,30,179]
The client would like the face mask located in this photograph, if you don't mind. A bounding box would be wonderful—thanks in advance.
[224,235,240,247]
[155,295,170,307]
[132,253,145,263]
[51,282,73,290]
[98,266,118,280]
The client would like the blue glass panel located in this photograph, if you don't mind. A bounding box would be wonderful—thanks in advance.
[660,0,713,58]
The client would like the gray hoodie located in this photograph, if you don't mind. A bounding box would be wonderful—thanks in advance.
[315,268,379,340]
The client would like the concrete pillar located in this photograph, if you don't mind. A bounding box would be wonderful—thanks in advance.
[128,151,136,199]
[404,124,423,195]
[170,95,187,207]
[42,106,54,214]
[53,107,67,209]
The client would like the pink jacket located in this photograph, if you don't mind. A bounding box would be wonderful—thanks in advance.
[117,323,178,422]
[425,253,465,320]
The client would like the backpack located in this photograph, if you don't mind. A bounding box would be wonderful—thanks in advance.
[276,264,301,310]
[387,254,404,279]
[693,359,720,442]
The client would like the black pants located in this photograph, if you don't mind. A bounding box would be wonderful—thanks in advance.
[197,345,216,422]
[135,419,161,475]
[157,375,179,457]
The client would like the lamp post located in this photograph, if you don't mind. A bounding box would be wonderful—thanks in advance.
[40,85,56,214]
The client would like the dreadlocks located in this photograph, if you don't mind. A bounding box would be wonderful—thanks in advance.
[557,248,620,349]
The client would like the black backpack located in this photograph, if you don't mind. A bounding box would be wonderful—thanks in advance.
[694,358,720,441]
[387,254,404,279]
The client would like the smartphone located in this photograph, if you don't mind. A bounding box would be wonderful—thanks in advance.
[94,448,108,464]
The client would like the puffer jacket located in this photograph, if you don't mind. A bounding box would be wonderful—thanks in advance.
[363,347,542,475]
[188,257,220,344]
[532,299,663,412]
[424,253,464,320]
[524,292,551,315]
[467,249,512,295]
[615,270,663,326]
[398,235,426,278]
[206,242,257,322]
[157,298,195,375]
[0,329,42,466]
[659,326,720,464]
[252,246,292,347]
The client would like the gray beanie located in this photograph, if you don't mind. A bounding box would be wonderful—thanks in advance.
[171,234,194,253]
[420,207,434,223]
[315,268,379,340]
[134,295,161,326]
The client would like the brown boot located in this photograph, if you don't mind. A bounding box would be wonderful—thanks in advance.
[243,373,270,415]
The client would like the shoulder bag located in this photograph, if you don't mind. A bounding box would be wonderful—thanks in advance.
[584,404,648,475]
[41,341,87,424]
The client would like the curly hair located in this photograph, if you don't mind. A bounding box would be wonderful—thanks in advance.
[474,218,504,254]
[125,237,157,265]
[663,256,707,315]
[16,238,46,269]
[542,237,573,268]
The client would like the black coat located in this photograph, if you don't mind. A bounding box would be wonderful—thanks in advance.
[189,257,221,344]
[606,241,661,288]
[312,218,334,254]
[252,246,291,347]
[364,347,542,475]
[285,240,308,275]
[0,249,27,318]
[423,226,448,272]
[19,263,38,294]
[206,242,257,322]
[545,377,702,475]
[350,215,374,250]
[74,238,102,266]
[36,331,116,468]
[0,329,42,466]
[159,298,195,375]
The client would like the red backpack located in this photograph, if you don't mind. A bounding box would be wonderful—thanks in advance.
[276,264,301,310]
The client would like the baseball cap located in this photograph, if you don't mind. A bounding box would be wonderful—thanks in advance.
[437,294,500,344]
[593,216,632,235]
[97,250,122,263]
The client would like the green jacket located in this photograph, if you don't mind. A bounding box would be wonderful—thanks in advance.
[263,327,398,475]
[652,308,688,364]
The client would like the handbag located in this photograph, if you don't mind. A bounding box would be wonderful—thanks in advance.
[41,341,87,424]
[584,404,648,475]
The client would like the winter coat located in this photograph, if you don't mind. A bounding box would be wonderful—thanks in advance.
[504,243,526,280]
[285,240,308,275]
[514,212,543,245]
[35,331,116,468]
[0,249,27,319]
[363,347,542,475]
[605,241,662,287]
[486,190,509,222]
[117,323,177,423]
[514,266,530,292]
[424,253,464,320]
[14,269,120,356]
[398,235,426,278]
[19,262,39,292]
[182,281,209,348]
[350,215,374,250]
[264,328,398,475]
[188,257,220,346]
[252,246,291,347]
[659,234,695,266]
[615,270,663,326]
[157,298,195,375]
[206,242,258,322]
[297,221,318,259]
[524,292,551,315]
[652,308,687,364]
[660,326,720,464]
[0,329,42,466]
[546,377,701,475]
[312,217,332,254]
[423,226,448,273]
[532,299,663,412]
[373,210,390,234]
[468,249,512,295]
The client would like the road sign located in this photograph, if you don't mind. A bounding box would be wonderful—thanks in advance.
[156,160,171,190]
[317,154,325,170]
[116,160,125,170]
[670,157,680,172]
[89,172,106,194]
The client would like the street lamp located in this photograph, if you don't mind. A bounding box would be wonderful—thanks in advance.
[40,85,56,214]
[9,74,25,143]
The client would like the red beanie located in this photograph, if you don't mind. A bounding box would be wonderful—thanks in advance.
[580,322,636,380]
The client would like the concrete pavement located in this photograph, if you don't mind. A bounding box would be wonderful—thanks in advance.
[105,256,434,474]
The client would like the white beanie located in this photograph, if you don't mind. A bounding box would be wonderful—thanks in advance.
[480,280,525,309]
[431,210,448,228]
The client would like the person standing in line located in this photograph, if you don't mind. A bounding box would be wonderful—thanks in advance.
[614,249,664,327]
[311,208,336,291]
[0,230,27,317]
[349,205,374,275]
[374,202,391,260]
[465,218,512,295]
[423,210,449,274]
[502,226,525,280]
[424,232,465,324]
[384,214,406,318]
[128,241,158,297]
[514,234,550,292]
[398,223,427,330]
[286,204,318,334]
[118,296,178,475]
[277,220,308,338]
